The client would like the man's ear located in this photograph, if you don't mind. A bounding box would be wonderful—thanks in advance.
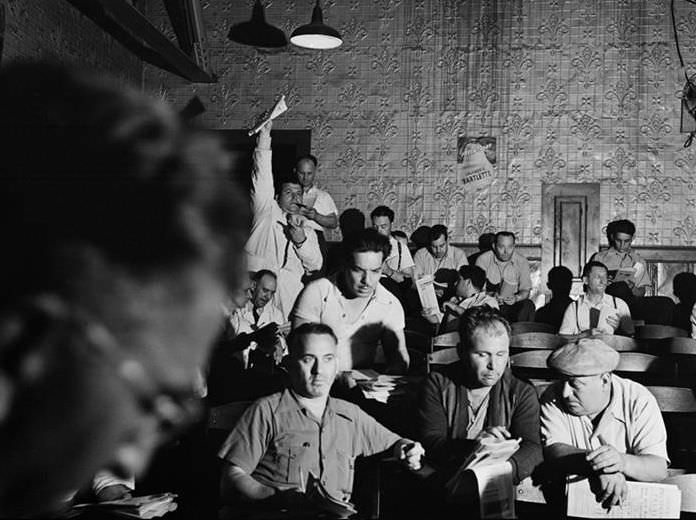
[600,372,612,386]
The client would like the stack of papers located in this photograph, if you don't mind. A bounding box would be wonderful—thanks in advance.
[350,369,406,403]
[71,493,178,519]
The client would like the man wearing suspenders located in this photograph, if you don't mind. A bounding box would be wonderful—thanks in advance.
[559,261,634,336]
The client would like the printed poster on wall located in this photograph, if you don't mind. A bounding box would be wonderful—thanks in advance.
[457,136,496,190]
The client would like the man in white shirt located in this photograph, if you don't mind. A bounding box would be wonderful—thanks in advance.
[540,339,668,509]
[558,261,634,336]
[244,122,323,320]
[292,228,409,374]
[295,154,339,235]
[475,231,535,322]
[413,224,468,302]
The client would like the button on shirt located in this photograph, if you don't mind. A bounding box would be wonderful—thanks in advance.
[475,250,532,297]
[244,137,323,320]
[540,375,668,462]
[591,248,650,288]
[558,293,633,335]
[218,389,401,502]
[413,245,468,280]
[292,277,406,371]
[302,186,338,232]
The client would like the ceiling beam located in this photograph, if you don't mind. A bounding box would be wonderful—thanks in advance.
[64,0,216,83]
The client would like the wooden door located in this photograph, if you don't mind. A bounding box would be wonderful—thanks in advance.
[541,183,600,294]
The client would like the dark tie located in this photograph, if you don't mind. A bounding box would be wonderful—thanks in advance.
[589,307,601,329]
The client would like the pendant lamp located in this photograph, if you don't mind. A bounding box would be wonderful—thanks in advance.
[290,0,342,50]
[228,0,288,49]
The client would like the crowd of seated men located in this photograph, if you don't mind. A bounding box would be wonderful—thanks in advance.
[204,120,688,519]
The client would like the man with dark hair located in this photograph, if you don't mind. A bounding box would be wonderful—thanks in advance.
[467,232,496,266]
[370,205,415,285]
[423,265,498,331]
[0,61,250,516]
[294,154,339,234]
[535,266,574,332]
[540,339,668,509]
[413,225,468,288]
[475,231,535,322]
[218,322,424,514]
[414,306,542,506]
[672,272,696,333]
[559,261,633,336]
[591,219,649,299]
[245,121,323,320]
[292,228,410,374]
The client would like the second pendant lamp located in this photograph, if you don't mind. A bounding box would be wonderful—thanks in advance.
[290,0,343,50]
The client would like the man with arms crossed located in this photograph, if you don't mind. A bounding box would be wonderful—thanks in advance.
[218,323,424,514]
[540,339,668,509]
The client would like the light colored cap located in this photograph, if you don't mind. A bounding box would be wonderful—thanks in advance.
[547,338,619,376]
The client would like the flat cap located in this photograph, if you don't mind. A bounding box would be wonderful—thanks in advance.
[547,338,619,376]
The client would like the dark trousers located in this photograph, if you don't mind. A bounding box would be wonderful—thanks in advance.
[499,299,536,322]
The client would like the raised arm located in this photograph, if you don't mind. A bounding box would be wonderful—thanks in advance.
[250,122,275,215]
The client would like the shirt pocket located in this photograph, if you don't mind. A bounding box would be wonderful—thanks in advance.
[334,449,356,499]
[273,441,311,486]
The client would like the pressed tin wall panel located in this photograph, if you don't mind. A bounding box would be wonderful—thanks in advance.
[145,0,696,246]
[3,0,141,86]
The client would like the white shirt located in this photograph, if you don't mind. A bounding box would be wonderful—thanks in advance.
[690,302,696,339]
[384,236,414,273]
[292,276,406,371]
[558,293,633,335]
[244,135,323,319]
[302,185,338,232]
[413,245,468,280]
[229,300,285,336]
[540,375,669,462]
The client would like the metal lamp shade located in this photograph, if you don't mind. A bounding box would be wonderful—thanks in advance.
[290,1,342,50]
[228,0,287,48]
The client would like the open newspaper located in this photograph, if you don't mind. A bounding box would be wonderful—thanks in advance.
[350,369,406,403]
[566,478,681,519]
[415,274,439,313]
[446,437,521,519]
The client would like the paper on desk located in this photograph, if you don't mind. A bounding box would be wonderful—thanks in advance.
[566,478,681,519]
[471,462,516,519]
[248,95,288,136]
[416,274,439,311]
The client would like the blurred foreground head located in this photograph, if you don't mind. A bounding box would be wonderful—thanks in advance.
[0,61,250,516]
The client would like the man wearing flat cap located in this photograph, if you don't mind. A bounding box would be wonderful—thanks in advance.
[539,339,668,509]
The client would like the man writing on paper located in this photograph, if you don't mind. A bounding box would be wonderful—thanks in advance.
[540,339,669,509]
[558,261,634,337]
[413,224,468,299]
[292,227,409,375]
[218,323,424,516]
[415,307,543,501]
[475,231,535,322]
[245,121,322,320]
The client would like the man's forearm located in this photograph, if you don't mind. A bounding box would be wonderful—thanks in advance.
[221,465,276,504]
[622,454,668,482]
[312,211,338,229]
[515,289,530,302]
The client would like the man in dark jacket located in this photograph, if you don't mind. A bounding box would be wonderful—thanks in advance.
[414,306,543,509]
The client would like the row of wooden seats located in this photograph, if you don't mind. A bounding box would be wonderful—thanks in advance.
[511,320,690,339]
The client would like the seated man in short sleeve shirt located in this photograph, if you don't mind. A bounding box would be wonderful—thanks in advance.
[218,323,424,513]
[540,339,669,509]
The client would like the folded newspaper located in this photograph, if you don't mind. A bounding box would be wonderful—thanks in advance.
[445,437,520,495]
[305,473,357,519]
[350,369,407,403]
[71,493,178,519]
[248,95,288,136]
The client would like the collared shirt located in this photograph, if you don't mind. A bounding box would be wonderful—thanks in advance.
[591,248,650,288]
[302,186,338,232]
[384,236,414,273]
[558,293,633,335]
[466,389,490,440]
[291,276,405,371]
[229,300,285,336]
[244,138,323,319]
[218,389,401,502]
[413,245,468,280]
[475,250,532,297]
[540,374,669,463]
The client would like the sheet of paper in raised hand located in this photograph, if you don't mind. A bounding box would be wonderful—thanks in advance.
[416,274,439,311]
[566,478,681,518]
